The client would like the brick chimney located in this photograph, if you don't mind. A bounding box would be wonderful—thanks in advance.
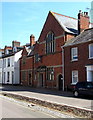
[12,41,20,47]
[78,10,89,34]
[30,34,35,46]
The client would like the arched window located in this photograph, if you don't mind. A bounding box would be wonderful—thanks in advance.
[46,32,55,54]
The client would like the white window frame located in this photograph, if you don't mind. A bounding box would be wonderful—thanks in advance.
[7,58,10,67]
[46,32,55,54]
[72,71,78,85]
[89,43,93,59]
[71,47,78,61]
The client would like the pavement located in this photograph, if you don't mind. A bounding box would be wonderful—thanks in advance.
[0,85,93,118]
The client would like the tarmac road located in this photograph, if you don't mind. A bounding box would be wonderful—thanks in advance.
[0,97,55,119]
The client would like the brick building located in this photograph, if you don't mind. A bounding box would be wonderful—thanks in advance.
[63,28,93,90]
[20,35,35,86]
[20,10,91,90]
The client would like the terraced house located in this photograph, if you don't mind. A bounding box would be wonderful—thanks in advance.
[63,28,93,90]
[20,10,92,90]
[0,41,23,84]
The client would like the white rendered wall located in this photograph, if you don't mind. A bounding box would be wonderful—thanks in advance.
[14,50,22,84]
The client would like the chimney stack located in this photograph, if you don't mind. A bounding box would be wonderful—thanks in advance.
[12,41,20,47]
[30,34,35,46]
[78,10,89,34]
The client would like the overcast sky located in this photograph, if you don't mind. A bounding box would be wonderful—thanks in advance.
[1,1,92,48]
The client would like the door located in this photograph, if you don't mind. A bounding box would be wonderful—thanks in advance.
[28,73,31,85]
[39,73,43,87]
[58,74,63,91]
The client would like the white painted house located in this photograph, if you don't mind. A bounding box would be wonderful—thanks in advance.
[0,58,3,83]
[0,50,22,84]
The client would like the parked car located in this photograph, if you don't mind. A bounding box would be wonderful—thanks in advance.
[73,81,93,97]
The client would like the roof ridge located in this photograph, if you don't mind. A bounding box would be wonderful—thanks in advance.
[50,11,77,20]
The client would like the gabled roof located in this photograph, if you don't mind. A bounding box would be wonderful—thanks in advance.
[63,28,93,47]
[24,46,32,56]
[51,11,78,34]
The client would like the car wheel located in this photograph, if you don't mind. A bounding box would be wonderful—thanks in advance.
[74,91,79,97]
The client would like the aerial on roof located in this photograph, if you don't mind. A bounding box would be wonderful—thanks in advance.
[51,11,78,34]
[63,28,93,47]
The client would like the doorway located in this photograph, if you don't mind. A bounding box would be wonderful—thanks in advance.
[28,73,31,85]
[58,74,63,91]
[39,73,43,87]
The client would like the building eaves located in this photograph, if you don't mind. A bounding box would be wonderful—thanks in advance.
[2,53,15,58]
[63,28,93,47]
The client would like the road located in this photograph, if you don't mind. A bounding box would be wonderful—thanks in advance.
[1,85,92,110]
[0,97,55,119]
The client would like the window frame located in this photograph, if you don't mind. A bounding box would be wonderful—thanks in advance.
[71,47,78,61]
[89,43,93,59]
[46,32,55,54]
[47,67,54,81]
[7,58,10,67]
[72,70,78,85]
[7,72,10,82]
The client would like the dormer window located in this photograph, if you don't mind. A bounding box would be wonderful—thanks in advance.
[13,46,17,52]
[46,32,55,54]
[5,49,9,54]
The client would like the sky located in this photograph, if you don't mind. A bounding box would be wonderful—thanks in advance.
[0,1,93,48]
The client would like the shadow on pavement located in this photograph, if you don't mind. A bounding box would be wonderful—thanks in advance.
[0,84,93,100]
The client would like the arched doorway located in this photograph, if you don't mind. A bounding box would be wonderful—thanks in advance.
[58,74,63,91]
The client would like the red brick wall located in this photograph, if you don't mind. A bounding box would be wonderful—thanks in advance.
[20,47,34,86]
[64,41,93,89]
[33,12,66,89]
[20,11,75,90]
[78,12,89,33]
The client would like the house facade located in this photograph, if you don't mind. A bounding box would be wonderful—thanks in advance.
[0,41,23,84]
[20,10,91,90]
[20,35,35,86]
[63,28,93,90]
[0,58,3,83]
[1,50,22,84]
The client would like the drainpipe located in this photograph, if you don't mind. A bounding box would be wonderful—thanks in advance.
[2,58,4,84]
[61,46,65,91]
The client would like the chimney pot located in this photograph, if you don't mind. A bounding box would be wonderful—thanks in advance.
[30,34,35,46]
[79,10,82,13]
[78,10,89,34]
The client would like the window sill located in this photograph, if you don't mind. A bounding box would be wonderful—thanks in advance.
[88,57,93,60]
[71,82,77,85]
[46,52,55,55]
[71,59,78,62]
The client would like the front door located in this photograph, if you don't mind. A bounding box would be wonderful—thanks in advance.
[58,74,63,91]
[39,73,43,87]
[28,73,31,85]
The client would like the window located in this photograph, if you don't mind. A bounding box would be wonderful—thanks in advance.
[71,47,78,61]
[22,56,26,64]
[22,71,26,80]
[89,44,93,59]
[4,72,6,83]
[35,53,39,62]
[3,59,6,68]
[7,72,10,82]
[12,71,14,83]
[47,68,54,81]
[46,32,55,54]
[7,58,10,67]
[72,71,78,84]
